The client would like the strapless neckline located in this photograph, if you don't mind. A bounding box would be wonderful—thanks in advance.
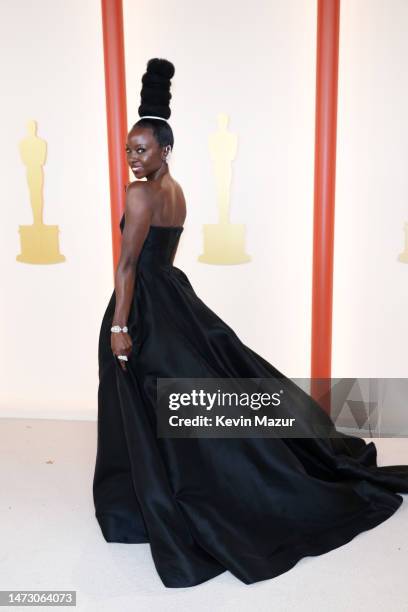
[119,213,183,231]
[150,225,184,230]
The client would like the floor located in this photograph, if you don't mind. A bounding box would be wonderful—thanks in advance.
[1,417,407,612]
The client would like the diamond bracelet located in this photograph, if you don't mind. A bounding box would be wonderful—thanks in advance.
[111,325,128,333]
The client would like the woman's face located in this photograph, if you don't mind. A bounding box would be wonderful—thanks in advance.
[125,127,168,179]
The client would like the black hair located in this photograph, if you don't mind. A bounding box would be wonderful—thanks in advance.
[132,58,175,150]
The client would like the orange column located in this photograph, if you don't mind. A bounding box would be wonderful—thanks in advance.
[311,0,340,412]
[100,0,128,276]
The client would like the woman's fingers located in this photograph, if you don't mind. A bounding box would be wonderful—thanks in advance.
[111,333,134,372]
[111,333,133,357]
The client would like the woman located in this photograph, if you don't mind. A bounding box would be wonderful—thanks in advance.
[93,58,408,588]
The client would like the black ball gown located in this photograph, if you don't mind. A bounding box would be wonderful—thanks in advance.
[93,213,408,588]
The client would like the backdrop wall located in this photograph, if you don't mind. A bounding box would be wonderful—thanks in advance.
[0,0,406,420]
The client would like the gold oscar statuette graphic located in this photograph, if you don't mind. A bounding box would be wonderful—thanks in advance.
[198,113,251,264]
[397,222,408,263]
[16,120,65,264]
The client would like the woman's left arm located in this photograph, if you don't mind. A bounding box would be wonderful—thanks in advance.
[111,182,152,369]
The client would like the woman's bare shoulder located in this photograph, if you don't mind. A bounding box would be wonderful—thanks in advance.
[126,180,148,190]
[125,180,147,192]
[173,179,186,203]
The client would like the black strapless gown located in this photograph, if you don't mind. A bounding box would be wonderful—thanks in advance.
[93,214,408,588]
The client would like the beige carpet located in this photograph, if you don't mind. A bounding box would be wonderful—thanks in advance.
[1,417,407,612]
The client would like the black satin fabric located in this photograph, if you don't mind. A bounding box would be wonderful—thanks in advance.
[93,214,408,588]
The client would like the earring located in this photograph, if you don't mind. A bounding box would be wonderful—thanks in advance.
[163,147,171,164]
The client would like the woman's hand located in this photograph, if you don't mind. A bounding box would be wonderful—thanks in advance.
[111,332,133,371]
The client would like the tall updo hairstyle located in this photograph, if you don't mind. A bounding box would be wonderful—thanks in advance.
[132,58,175,153]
